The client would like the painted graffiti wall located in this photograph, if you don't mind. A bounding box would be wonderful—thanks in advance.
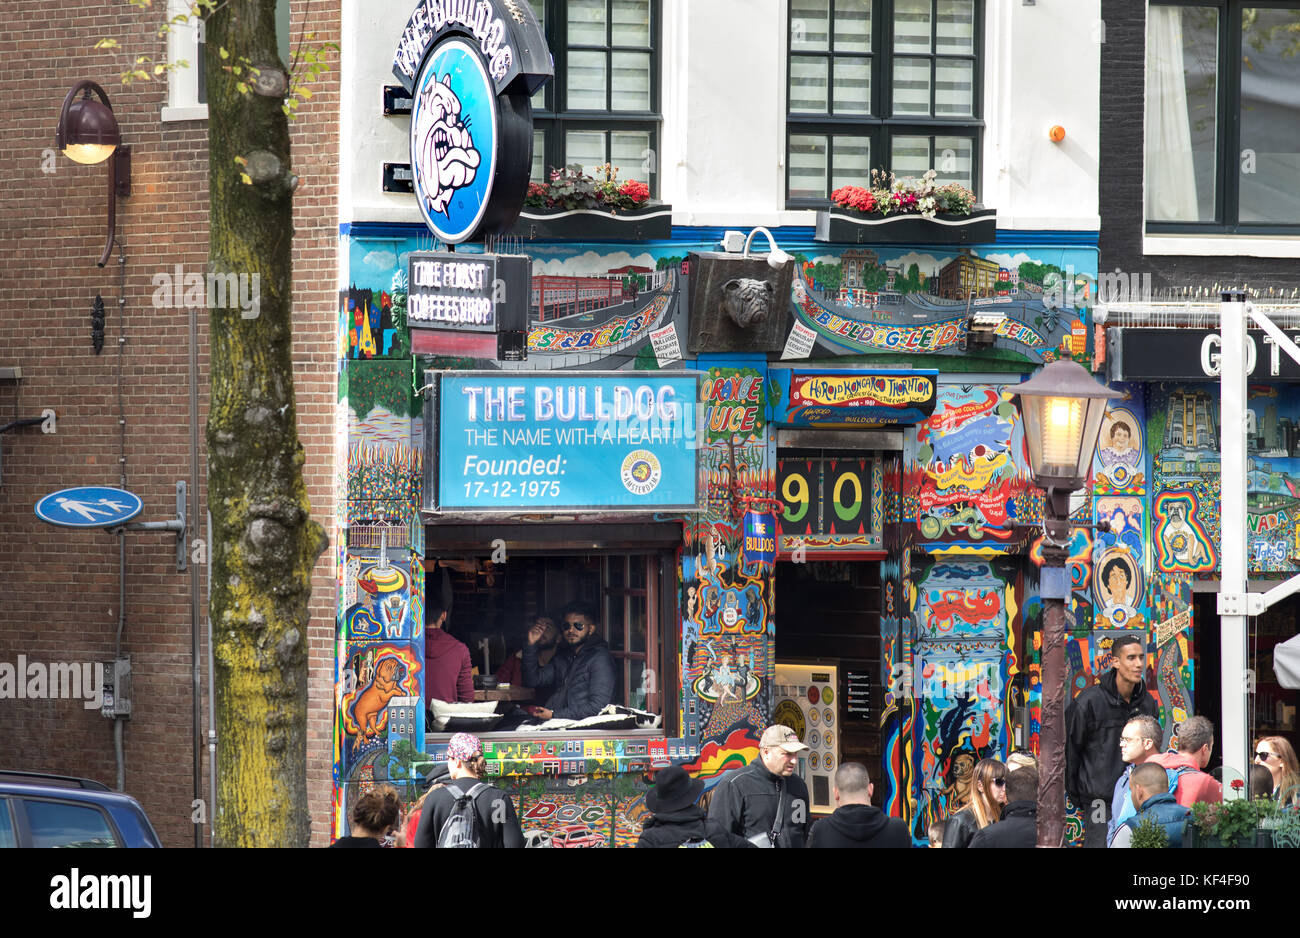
[334,229,1101,841]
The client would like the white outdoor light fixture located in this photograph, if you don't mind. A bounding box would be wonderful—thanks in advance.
[742,226,793,270]
[1011,359,1122,498]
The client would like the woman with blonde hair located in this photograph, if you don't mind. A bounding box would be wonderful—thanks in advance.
[1254,736,1300,808]
[942,757,1007,848]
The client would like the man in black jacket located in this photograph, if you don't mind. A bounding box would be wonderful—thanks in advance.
[636,765,753,848]
[523,601,616,720]
[969,767,1037,848]
[1065,634,1160,847]
[807,762,910,848]
[707,724,811,847]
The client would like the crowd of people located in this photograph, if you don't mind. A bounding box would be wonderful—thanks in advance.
[337,628,1299,848]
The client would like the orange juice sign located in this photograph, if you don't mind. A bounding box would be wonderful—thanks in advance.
[704,367,765,440]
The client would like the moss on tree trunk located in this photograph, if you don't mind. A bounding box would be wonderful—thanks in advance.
[206,0,327,848]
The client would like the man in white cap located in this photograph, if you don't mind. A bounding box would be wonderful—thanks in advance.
[707,724,811,847]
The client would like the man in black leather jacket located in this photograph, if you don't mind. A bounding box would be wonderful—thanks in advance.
[1065,635,1160,847]
[707,724,811,847]
[522,601,616,720]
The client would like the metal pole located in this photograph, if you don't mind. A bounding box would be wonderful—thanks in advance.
[1037,535,1069,847]
[1219,290,1250,798]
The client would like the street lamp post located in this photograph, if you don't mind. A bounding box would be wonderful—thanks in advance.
[1009,360,1122,847]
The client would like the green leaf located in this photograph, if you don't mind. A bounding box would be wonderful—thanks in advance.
[240,172,252,186]
[219,46,229,60]
[94,38,120,50]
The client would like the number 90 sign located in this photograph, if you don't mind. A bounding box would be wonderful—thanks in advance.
[777,457,871,536]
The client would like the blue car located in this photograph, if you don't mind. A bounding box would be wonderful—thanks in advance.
[0,771,162,848]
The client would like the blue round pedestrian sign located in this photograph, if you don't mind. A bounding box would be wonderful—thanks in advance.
[35,486,143,528]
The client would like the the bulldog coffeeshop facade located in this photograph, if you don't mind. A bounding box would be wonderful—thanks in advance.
[334,0,1125,846]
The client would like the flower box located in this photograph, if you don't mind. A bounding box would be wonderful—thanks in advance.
[509,202,674,242]
[814,206,997,245]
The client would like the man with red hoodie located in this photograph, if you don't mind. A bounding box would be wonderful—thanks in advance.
[1152,714,1222,807]
[424,598,473,706]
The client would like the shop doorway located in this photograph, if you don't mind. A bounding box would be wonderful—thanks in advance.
[774,559,883,802]
[1192,590,1300,772]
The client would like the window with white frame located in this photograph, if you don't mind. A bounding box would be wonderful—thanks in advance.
[163,0,290,121]
[525,0,662,194]
[786,0,982,205]
[1146,2,1300,231]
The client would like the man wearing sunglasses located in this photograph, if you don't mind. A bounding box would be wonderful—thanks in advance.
[523,601,616,721]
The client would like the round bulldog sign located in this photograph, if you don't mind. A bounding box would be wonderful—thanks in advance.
[394,0,552,244]
[411,38,498,243]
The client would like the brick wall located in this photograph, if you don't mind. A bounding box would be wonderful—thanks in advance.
[0,0,338,847]
[1100,0,1296,291]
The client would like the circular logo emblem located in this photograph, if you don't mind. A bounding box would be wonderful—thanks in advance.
[410,38,498,244]
[821,686,834,705]
[620,449,662,496]
[773,699,805,740]
[823,707,834,726]
[807,686,820,705]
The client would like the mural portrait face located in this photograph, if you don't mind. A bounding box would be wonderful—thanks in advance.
[1096,553,1138,609]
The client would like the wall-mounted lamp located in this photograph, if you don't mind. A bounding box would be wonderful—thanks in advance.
[742,227,793,270]
[56,80,131,267]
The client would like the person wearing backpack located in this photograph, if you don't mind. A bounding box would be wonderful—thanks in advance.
[1151,715,1222,808]
[636,765,753,848]
[413,733,524,848]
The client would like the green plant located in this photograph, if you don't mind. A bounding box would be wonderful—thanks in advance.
[525,164,653,213]
[1129,814,1170,848]
[1191,797,1269,847]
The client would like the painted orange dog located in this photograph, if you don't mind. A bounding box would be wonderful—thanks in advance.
[350,657,407,751]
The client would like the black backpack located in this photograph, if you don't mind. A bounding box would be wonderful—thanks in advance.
[436,782,489,848]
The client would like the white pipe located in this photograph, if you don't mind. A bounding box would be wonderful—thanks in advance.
[1219,292,1250,798]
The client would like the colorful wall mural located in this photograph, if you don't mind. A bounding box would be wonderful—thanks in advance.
[334,228,1101,842]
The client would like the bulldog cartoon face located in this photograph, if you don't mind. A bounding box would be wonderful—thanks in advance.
[413,75,482,218]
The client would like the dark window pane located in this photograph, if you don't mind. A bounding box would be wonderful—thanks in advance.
[611,51,651,110]
[937,0,975,54]
[24,800,117,848]
[569,0,606,45]
[791,55,831,112]
[790,134,830,198]
[834,0,873,53]
[935,58,973,116]
[834,57,872,114]
[612,0,651,46]
[892,56,932,115]
[568,51,608,109]
[1238,7,1300,223]
[792,0,832,51]
[894,0,932,53]
[833,136,872,189]
[1145,5,1219,222]
[0,799,14,848]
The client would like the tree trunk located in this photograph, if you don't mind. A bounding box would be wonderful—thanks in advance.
[206,0,328,847]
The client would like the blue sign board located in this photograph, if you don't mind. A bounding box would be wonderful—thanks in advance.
[435,373,701,511]
[35,486,143,528]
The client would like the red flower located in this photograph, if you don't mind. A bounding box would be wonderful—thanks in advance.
[619,180,650,204]
[1231,779,1245,790]
[831,185,876,212]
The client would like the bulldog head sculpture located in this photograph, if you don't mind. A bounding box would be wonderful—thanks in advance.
[721,278,776,330]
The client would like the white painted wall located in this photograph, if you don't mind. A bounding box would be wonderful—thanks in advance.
[342,0,1102,232]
